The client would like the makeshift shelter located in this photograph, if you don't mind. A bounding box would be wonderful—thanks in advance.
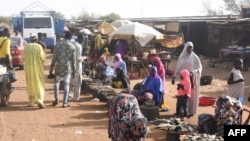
[156,34,184,48]
[95,21,117,35]
[108,22,164,47]
[79,28,92,35]
[208,18,250,68]
[111,20,134,28]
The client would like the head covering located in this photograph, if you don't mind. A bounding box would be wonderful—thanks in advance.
[141,66,163,106]
[151,56,165,91]
[152,56,164,72]
[149,66,158,77]
[115,53,122,60]
[114,53,123,71]
[178,69,191,97]
[178,41,194,59]
[108,94,148,140]
[174,41,200,77]
[180,69,190,82]
[30,33,38,39]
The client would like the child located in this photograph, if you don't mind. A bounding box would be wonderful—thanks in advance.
[175,69,191,121]
[227,58,245,103]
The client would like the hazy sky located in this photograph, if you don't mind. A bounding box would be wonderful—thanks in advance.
[1,0,223,19]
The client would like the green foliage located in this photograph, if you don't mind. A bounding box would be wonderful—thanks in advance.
[55,12,65,19]
[0,16,12,27]
[77,8,120,20]
[99,12,121,20]
[77,8,99,20]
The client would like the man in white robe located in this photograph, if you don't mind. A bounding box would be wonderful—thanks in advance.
[69,34,84,102]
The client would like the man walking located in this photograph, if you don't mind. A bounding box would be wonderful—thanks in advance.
[37,32,46,52]
[23,33,46,108]
[69,34,84,102]
[49,31,75,108]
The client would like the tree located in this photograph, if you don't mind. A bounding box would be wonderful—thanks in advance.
[78,8,100,20]
[201,0,225,16]
[77,8,120,20]
[55,12,65,19]
[202,0,250,15]
[0,16,12,27]
[99,13,121,20]
[224,0,250,14]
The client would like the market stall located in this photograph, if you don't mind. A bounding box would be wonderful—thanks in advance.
[108,22,165,77]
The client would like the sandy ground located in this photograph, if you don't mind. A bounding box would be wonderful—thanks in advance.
[0,52,250,141]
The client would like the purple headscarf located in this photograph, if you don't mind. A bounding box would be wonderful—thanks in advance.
[113,53,127,75]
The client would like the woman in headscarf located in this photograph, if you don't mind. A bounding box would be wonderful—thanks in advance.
[171,41,202,117]
[151,56,166,106]
[113,53,127,75]
[108,93,148,141]
[95,55,108,80]
[198,95,243,137]
[137,66,163,107]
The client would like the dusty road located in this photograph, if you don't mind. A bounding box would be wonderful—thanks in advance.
[1,52,250,141]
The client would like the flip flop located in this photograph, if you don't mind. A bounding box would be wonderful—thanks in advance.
[172,95,177,98]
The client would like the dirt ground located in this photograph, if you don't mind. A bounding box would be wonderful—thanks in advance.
[0,52,250,141]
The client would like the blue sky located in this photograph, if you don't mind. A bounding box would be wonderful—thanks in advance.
[1,0,223,19]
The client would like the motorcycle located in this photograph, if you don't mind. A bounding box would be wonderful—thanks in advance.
[0,56,16,106]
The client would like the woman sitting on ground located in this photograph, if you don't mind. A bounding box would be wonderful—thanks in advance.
[113,53,127,76]
[95,55,114,81]
[111,67,130,90]
[108,93,148,140]
[95,55,108,80]
[137,66,163,107]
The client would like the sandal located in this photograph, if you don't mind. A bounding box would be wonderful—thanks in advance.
[187,114,194,118]
[172,95,177,98]
[37,103,44,109]
[52,100,59,106]
[62,103,70,108]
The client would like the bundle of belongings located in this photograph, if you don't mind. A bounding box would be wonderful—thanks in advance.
[198,95,243,137]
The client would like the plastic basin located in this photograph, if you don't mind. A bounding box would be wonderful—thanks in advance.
[199,96,216,106]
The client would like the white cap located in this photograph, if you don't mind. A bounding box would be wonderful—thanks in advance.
[30,33,38,39]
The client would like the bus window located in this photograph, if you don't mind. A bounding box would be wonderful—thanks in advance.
[24,17,52,28]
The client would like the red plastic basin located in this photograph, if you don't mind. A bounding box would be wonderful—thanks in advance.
[199,96,217,106]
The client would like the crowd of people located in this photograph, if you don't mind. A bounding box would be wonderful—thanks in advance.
[1,26,250,140]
